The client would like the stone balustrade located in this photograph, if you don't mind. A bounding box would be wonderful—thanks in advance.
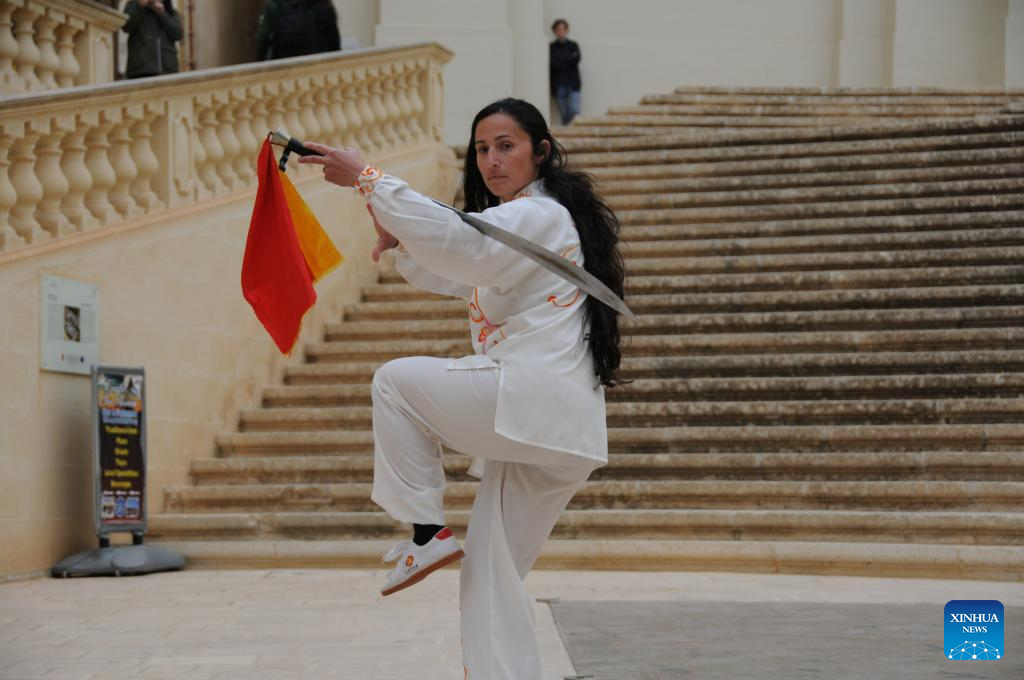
[0,0,124,96]
[0,43,453,254]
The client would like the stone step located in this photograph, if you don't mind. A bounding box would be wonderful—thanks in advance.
[324,306,1024,344]
[373,245,1024,281]
[608,103,1002,117]
[617,350,1024,380]
[615,193,1024,227]
[607,177,1024,212]
[148,508,1024,545]
[162,479,1024,513]
[306,327,1024,364]
[566,126,1024,164]
[347,284,1024,321]
[607,424,1024,453]
[569,114,998,131]
[619,228,1024,260]
[281,350,1024,387]
[625,246,1024,276]
[149,538,1024,580]
[624,265,1024,294]
[262,374,1024,410]
[616,209,1024,242]
[588,146,1024,181]
[366,265,1024,304]
[214,423,1024,456]
[599,163,1024,198]
[661,86,1023,100]
[237,397,1024,432]
[187,451,1024,485]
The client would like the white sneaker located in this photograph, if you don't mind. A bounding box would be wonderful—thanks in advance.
[380,527,464,596]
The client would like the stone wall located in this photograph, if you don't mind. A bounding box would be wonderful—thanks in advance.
[363,0,1024,142]
[0,43,457,581]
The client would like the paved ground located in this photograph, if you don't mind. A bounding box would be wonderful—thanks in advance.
[1,568,1021,680]
[551,601,1023,680]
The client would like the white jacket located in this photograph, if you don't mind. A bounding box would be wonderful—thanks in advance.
[361,172,608,465]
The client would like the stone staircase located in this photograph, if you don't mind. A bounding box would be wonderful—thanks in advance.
[151,87,1024,580]
[557,85,1024,137]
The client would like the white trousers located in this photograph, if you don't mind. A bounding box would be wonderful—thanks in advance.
[370,356,597,680]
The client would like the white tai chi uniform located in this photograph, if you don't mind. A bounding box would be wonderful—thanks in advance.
[357,168,608,680]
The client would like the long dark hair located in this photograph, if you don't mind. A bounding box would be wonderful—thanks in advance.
[462,98,627,388]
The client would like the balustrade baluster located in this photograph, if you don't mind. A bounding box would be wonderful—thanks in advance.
[233,94,259,187]
[380,64,406,145]
[282,84,305,140]
[0,131,25,250]
[84,115,120,225]
[264,83,284,132]
[326,76,348,148]
[313,85,336,147]
[196,102,227,196]
[9,122,49,243]
[216,98,243,190]
[34,12,60,89]
[299,87,321,142]
[356,75,381,152]
[109,119,143,218]
[0,2,22,91]
[60,115,98,230]
[54,21,80,88]
[129,113,164,212]
[393,64,416,143]
[340,73,363,148]
[368,68,395,148]
[249,92,270,155]
[407,64,427,141]
[12,5,41,90]
[34,123,75,237]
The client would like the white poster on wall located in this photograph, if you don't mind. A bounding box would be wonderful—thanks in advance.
[41,275,100,375]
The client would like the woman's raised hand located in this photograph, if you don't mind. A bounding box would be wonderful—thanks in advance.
[298,142,367,188]
[367,205,400,262]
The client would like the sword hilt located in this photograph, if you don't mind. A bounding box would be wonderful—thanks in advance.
[268,128,323,158]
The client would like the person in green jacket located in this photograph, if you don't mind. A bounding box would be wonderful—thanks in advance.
[122,0,182,78]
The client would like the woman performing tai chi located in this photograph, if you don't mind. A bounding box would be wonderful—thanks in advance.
[299,98,626,680]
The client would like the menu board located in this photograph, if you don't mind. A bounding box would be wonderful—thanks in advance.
[93,366,147,535]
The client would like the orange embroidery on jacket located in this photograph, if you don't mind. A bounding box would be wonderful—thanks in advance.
[547,245,583,310]
[468,289,505,347]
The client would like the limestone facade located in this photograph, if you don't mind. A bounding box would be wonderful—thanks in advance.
[0,43,456,580]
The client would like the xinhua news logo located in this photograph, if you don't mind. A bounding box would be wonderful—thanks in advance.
[945,600,1004,661]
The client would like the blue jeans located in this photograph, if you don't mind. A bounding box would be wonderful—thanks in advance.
[554,85,581,125]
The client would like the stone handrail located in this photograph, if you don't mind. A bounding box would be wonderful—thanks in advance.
[1,0,125,95]
[0,43,454,254]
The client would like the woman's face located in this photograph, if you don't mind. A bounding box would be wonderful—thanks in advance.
[474,113,543,202]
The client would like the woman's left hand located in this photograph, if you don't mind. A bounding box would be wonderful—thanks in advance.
[298,142,367,187]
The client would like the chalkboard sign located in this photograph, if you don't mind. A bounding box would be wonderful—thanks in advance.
[93,366,147,537]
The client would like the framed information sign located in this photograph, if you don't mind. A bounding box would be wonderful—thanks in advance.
[92,366,147,538]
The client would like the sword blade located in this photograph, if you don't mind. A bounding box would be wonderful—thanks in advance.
[430,199,635,319]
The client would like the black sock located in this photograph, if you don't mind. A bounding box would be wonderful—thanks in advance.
[412,523,444,546]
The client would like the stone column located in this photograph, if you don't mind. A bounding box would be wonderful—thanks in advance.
[1007,0,1024,87]
[509,0,548,114]
[836,0,893,87]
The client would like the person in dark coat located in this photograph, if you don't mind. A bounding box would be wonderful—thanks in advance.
[257,0,341,61]
[549,18,581,125]
[122,0,182,78]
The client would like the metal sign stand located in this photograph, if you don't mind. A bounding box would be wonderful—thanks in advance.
[51,366,184,577]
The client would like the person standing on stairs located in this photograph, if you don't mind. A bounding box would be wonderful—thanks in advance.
[549,18,582,125]
[299,98,626,680]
